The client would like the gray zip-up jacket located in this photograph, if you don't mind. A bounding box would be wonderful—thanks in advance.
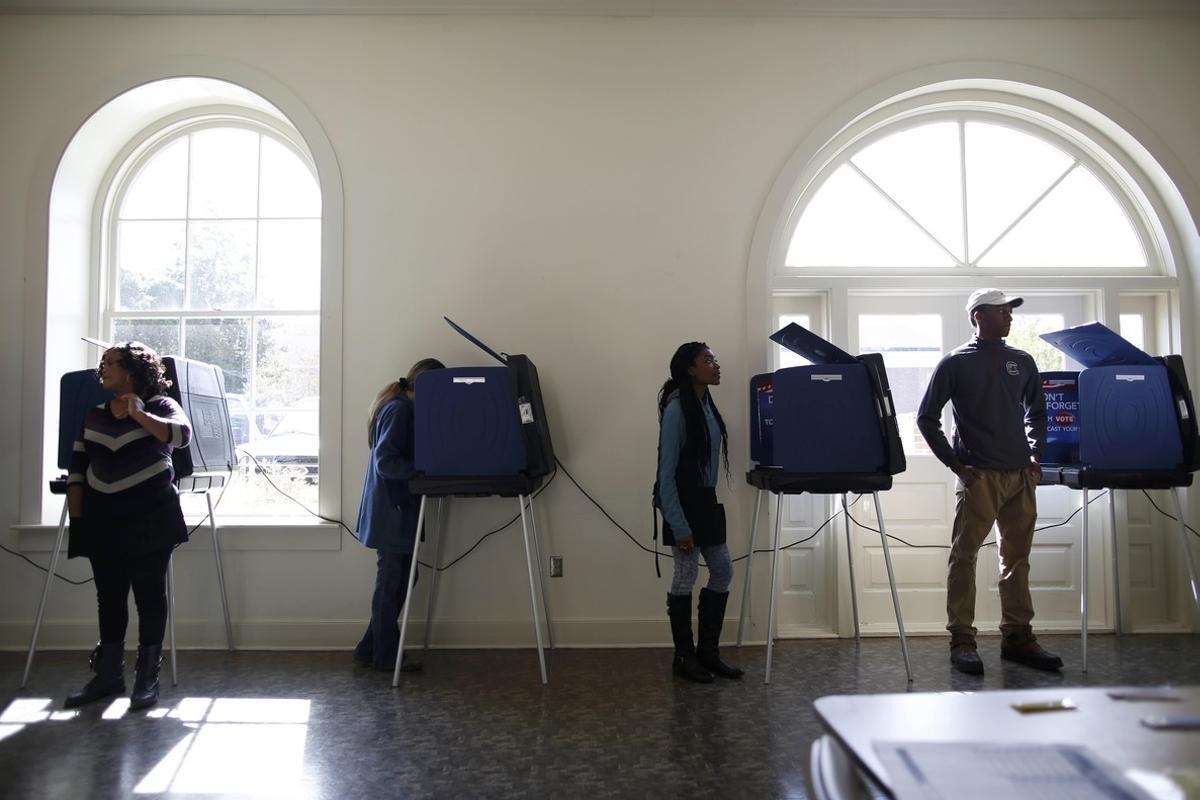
[916,336,1047,471]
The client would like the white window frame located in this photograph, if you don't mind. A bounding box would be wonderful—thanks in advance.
[22,76,344,535]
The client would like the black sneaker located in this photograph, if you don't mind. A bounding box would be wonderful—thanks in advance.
[1001,641,1063,671]
[950,645,984,675]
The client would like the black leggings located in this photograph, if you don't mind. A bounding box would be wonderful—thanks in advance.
[89,548,173,646]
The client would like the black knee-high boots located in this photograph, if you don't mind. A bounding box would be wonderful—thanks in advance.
[666,593,713,683]
[697,588,744,679]
[64,641,126,709]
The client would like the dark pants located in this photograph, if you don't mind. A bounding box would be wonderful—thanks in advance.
[354,551,416,669]
[89,547,174,646]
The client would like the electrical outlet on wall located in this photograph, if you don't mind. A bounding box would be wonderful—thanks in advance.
[549,556,563,577]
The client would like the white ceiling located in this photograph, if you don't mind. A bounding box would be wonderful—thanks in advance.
[1,0,1197,17]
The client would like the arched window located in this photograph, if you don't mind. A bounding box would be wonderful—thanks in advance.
[787,115,1152,272]
[104,116,321,517]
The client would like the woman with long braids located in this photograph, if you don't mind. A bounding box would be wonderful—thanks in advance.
[656,342,743,683]
[353,357,445,673]
[65,342,192,710]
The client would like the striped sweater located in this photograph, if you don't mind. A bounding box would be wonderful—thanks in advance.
[68,396,193,495]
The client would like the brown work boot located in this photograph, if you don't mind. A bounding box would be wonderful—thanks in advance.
[1001,639,1063,671]
[950,643,984,675]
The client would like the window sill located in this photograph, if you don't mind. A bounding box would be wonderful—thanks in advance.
[10,519,343,553]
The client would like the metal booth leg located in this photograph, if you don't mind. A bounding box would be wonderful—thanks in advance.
[764,492,784,685]
[167,553,178,686]
[422,498,447,654]
[1170,488,1200,610]
[21,497,69,688]
[207,491,234,652]
[843,494,860,640]
[873,492,912,683]
[518,494,549,685]
[736,489,764,647]
[1081,488,1090,673]
[1108,490,1122,635]
[393,496,428,687]
[527,494,554,651]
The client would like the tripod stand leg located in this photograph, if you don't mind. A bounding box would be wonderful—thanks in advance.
[873,492,911,683]
[21,498,69,688]
[393,496,427,687]
[1108,490,1122,634]
[765,492,784,685]
[736,489,763,648]
[1170,488,1200,610]
[519,494,548,685]
[168,553,178,686]
[207,491,234,652]
[1081,488,1089,673]
[528,494,554,651]
[422,498,447,654]
[843,494,860,640]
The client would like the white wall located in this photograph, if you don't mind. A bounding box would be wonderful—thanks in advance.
[2,13,1198,649]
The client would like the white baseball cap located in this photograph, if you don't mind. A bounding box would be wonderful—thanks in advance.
[966,288,1024,316]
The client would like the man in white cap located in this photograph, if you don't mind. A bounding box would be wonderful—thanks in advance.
[916,288,1062,675]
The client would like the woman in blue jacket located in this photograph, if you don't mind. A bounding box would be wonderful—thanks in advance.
[656,342,743,683]
[353,357,445,672]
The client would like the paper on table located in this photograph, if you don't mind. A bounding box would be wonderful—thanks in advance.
[874,741,1155,800]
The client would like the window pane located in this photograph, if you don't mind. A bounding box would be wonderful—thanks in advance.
[256,316,319,408]
[851,121,964,261]
[259,137,320,219]
[858,314,942,455]
[183,317,251,395]
[111,318,180,356]
[776,313,812,369]
[965,121,1075,261]
[787,165,957,268]
[117,221,185,309]
[188,128,259,219]
[1009,313,1066,372]
[979,166,1147,268]
[1120,313,1146,351]
[258,220,320,309]
[120,137,188,220]
[188,221,255,310]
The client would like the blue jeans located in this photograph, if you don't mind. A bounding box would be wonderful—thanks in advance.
[354,551,417,669]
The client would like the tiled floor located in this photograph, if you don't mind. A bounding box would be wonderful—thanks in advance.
[1,634,1198,798]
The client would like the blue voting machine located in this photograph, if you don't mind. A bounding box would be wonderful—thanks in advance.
[750,323,904,478]
[1039,322,1194,475]
[1037,322,1200,672]
[741,323,912,684]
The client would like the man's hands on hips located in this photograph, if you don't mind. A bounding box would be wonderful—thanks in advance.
[952,464,982,487]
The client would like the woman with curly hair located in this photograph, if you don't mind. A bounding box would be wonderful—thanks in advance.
[64,342,192,710]
[656,342,743,683]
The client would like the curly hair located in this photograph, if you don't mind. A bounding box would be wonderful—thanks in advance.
[103,342,172,399]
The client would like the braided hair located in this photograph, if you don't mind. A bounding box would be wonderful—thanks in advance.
[657,342,729,476]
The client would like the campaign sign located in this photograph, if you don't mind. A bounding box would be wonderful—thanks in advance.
[1042,371,1080,465]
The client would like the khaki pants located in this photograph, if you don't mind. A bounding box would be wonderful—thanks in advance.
[946,468,1037,647]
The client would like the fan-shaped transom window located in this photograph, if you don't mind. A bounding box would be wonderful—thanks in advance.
[786,118,1149,270]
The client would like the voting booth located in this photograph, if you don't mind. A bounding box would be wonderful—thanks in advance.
[740,324,911,683]
[22,355,238,689]
[394,318,556,686]
[1038,322,1200,670]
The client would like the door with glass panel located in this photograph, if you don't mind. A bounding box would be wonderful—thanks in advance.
[765,295,839,635]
